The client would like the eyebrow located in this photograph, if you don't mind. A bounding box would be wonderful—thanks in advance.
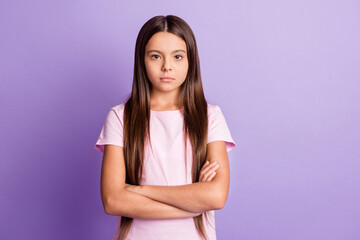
[147,49,186,54]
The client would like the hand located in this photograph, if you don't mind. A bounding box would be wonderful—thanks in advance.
[199,160,219,182]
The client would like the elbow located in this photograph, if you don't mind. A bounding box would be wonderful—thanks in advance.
[102,197,116,215]
[102,191,126,215]
[211,186,228,210]
[213,195,227,210]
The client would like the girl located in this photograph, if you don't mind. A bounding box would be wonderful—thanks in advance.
[94,15,235,240]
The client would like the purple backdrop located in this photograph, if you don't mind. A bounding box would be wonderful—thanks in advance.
[1,0,359,239]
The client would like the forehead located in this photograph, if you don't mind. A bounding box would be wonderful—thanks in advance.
[145,32,186,51]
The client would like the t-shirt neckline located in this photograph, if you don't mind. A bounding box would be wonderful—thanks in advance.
[150,109,180,112]
[150,107,185,115]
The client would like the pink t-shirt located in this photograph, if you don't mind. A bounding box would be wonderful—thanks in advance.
[94,103,236,240]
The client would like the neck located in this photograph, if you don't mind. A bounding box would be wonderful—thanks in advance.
[150,89,181,109]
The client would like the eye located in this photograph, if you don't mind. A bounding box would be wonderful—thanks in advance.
[151,54,160,60]
[175,55,183,60]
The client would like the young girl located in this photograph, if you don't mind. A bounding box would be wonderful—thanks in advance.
[94,15,235,240]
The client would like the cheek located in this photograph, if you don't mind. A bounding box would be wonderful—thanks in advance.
[181,62,189,77]
[144,62,156,78]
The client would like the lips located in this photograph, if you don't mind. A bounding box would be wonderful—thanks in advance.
[160,77,175,82]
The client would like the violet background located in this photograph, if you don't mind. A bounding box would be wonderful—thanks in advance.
[1,0,359,239]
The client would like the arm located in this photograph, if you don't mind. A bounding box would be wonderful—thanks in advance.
[101,145,202,219]
[107,188,202,219]
[126,141,230,213]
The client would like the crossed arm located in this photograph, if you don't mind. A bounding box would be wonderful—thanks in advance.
[101,141,230,219]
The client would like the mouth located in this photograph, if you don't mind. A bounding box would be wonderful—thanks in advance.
[160,77,175,82]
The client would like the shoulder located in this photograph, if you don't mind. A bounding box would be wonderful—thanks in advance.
[105,102,126,122]
[207,103,221,116]
[110,102,126,115]
[207,102,229,127]
[111,102,125,112]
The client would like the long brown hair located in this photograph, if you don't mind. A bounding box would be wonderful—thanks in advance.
[115,15,211,240]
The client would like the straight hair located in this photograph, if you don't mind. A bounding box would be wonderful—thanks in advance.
[115,15,211,240]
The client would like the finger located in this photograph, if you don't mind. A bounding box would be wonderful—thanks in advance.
[201,165,218,182]
[200,169,208,182]
[199,163,219,181]
[208,171,217,181]
[204,171,216,182]
[210,171,217,181]
[202,166,218,181]
[200,161,218,175]
[205,163,219,175]
[201,171,210,182]
[199,164,209,180]
[200,161,209,171]
[199,168,210,182]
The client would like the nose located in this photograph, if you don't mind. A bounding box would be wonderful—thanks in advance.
[162,58,172,71]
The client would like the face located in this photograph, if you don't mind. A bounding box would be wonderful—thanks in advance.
[144,31,189,95]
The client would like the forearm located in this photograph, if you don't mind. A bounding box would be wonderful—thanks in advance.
[106,189,202,220]
[131,182,221,213]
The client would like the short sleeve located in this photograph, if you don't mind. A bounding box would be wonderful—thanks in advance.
[94,108,124,153]
[207,105,236,152]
